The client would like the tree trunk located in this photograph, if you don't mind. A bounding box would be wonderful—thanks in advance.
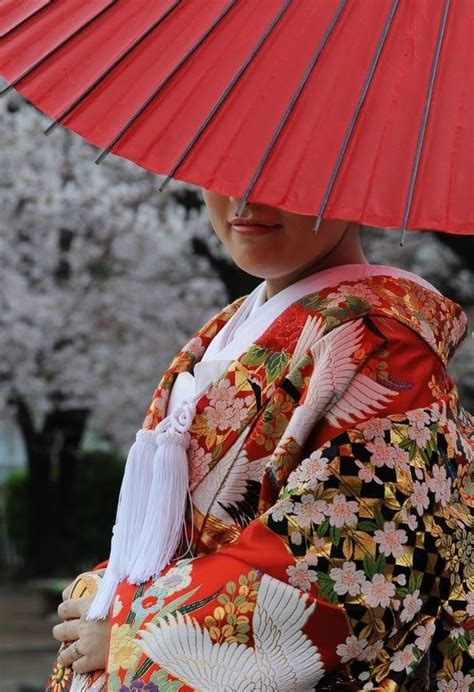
[14,397,89,577]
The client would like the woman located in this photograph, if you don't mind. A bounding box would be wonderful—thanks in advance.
[50,191,473,691]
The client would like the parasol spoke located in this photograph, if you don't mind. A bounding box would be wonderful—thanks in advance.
[158,0,293,193]
[0,0,51,40]
[95,0,237,166]
[399,0,451,244]
[313,0,400,233]
[0,0,117,97]
[44,0,182,136]
[235,0,348,217]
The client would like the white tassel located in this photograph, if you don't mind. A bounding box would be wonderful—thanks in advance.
[87,399,197,620]
[128,401,196,583]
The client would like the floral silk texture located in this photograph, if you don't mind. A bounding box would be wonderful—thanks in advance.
[49,275,474,692]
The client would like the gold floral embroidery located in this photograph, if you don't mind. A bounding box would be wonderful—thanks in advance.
[108,623,142,675]
[203,570,259,644]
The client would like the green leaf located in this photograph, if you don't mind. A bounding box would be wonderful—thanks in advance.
[408,572,423,594]
[241,344,268,366]
[357,520,379,533]
[315,571,334,586]
[288,368,305,388]
[372,504,385,529]
[151,669,186,690]
[134,657,155,681]
[149,585,202,624]
[265,351,289,383]
[177,587,219,617]
[374,554,386,574]
[316,572,338,604]
[363,554,376,579]
[329,525,341,547]
[299,295,328,311]
[346,296,371,313]
[317,519,330,538]
[323,307,348,321]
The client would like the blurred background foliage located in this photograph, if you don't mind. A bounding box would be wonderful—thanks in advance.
[0,90,472,580]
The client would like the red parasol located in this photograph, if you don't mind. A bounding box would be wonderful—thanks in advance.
[1,0,472,237]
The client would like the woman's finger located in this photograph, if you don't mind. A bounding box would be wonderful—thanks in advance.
[57,641,83,668]
[72,654,94,675]
[62,579,75,601]
[53,619,80,643]
[58,595,94,621]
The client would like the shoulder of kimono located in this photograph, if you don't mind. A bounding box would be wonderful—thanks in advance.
[198,295,248,341]
[290,275,467,367]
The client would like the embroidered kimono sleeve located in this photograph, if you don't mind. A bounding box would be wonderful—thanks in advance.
[107,404,473,691]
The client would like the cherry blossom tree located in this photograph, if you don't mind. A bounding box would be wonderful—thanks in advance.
[0,91,227,574]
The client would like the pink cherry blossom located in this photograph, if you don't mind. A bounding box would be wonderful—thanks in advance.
[391,446,410,473]
[286,561,317,592]
[411,480,430,516]
[362,573,396,608]
[400,590,423,623]
[366,438,396,468]
[312,536,326,549]
[400,507,419,531]
[290,530,303,545]
[270,499,295,523]
[287,450,330,490]
[207,378,238,407]
[304,551,319,567]
[326,283,382,309]
[355,459,383,485]
[427,464,452,506]
[336,635,368,663]
[362,640,384,662]
[390,644,416,672]
[437,671,474,692]
[393,573,407,586]
[204,395,251,432]
[293,495,328,528]
[414,621,435,651]
[408,424,432,447]
[330,561,366,596]
[184,336,205,359]
[357,417,391,441]
[327,494,359,528]
[188,439,212,489]
[407,409,431,430]
[374,521,408,559]
[301,450,331,484]
[151,390,169,419]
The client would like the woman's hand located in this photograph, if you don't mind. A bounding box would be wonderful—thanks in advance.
[53,595,110,674]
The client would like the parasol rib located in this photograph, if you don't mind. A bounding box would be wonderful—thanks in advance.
[0,1,117,97]
[0,0,51,39]
[313,0,400,233]
[95,0,237,166]
[158,0,293,193]
[235,0,347,217]
[399,0,451,244]
[44,0,181,136]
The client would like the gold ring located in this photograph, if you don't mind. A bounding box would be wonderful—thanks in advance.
[71,641,82,659]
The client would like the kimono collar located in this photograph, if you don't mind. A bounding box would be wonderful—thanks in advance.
[202,263,441,364]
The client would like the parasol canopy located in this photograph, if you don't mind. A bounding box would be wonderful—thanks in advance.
[0,0,473,236]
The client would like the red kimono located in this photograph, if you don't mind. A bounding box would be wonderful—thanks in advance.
[50,274,474,691]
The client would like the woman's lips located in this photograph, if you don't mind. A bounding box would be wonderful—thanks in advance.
[231,223,281,236]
